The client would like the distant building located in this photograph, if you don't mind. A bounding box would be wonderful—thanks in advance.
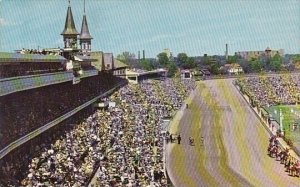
[125,69,167,84]
[181,69,192,79]
[222,63,243,75]
[91,51,127,77]
[235,47,284,60]
[199,68,211,76]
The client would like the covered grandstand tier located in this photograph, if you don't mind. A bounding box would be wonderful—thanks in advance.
[0,52,68,79]
[0,72,125,150]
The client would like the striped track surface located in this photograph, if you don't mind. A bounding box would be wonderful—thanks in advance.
[166,79,300,187]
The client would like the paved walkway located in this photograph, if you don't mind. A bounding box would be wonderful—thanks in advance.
[166,79,300,187]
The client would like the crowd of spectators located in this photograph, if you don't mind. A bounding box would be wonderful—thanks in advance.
[0,106,95,186]
[0,72,125,149]
[0,63,65,79]
[18,78,195,186]
[19,48,59,56]
[236,75,300,107]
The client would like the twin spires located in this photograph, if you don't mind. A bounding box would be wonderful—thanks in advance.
[61,2,79,35]
[80,0,92,40]
[79,14,93,40]
[61,0,92,51]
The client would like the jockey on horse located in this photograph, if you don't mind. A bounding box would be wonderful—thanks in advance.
[277,147,289,163]
[287,160,300,177]
[268,135,280,158]
[280,148,289,164]
[269,135,276,143]
[295,161,300,177]
[189,137,194,146]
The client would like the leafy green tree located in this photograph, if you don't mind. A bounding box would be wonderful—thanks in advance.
[238,59,250,73]
[249,58,262,72]
[269,53,282,71]
[167,62,177,77]
[177,53,197,69]
[157,52,169,67]
[185,57,197,69]
[202,54,211,65]
[140,59,153,71]
[260,58,267,70]
[272,53,282,63]
[210,63,220,74]
[177,53,188,67]
[228,55,237,64]
[292,54,300,61]
[270,60,281,71]
[117,51,135,65]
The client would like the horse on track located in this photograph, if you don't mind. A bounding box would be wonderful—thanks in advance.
[268,145,278,158]
[189,137,194,146]
[287,162,300,177]
[286,160,300,177]
[277,148,289,164]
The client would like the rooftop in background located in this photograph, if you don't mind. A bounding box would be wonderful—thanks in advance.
[114,59,128,69]
[0,52,67,63]
[90,51,128,71]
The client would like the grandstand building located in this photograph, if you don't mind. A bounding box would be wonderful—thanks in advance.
[0,1,127,185]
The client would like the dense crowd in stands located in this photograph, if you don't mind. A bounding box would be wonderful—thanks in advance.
[0,63,65,79]
[0,107,95,186]
[236,75,300,107]
[0,72,125,149]
[17,78,195,186]
[19,48,59,56]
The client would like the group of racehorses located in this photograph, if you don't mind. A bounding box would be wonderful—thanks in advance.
[268,135,300,177]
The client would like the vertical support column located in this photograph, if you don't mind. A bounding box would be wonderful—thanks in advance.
[280,109,284,136]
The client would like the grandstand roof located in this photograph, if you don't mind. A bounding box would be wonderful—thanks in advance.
[0,52,67,63]
[114,59,128,69]
[90,51,128,70]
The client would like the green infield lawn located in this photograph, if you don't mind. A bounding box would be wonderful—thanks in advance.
[265,105,300,137]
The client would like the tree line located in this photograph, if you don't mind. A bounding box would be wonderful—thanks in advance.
[117,51,299,77]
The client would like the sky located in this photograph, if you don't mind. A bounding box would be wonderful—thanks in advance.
[0,0,299,58]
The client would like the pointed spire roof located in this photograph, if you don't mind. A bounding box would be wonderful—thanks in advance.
[80,15,93,40]
[61,3,79,35]
[80,0,92,40]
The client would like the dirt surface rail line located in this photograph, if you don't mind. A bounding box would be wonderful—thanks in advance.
[166,79,300,187]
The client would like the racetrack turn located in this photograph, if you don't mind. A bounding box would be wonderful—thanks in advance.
[166,79,300,187]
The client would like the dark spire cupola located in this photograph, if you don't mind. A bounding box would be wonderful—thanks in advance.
[79,0,93,53]
[61,1,79,49]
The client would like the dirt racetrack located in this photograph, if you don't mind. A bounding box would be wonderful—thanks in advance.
[166,79,300,187]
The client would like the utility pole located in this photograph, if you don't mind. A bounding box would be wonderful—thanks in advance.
[138,51,140,63]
